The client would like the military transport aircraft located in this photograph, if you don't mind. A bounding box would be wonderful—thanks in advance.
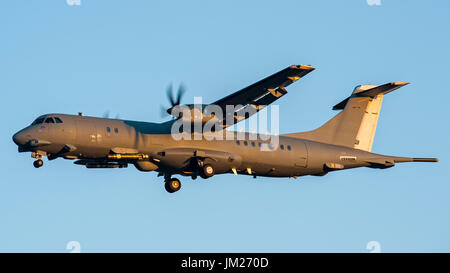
[12,65,438,193]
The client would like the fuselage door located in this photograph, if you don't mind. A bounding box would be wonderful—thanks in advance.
[76,117,97,145]
[55,116,76,142]
[293,141,308,168]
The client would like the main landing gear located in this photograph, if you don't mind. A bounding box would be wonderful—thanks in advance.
[164,177,181,193]
[200,164,215,179]
[161,164,215,193]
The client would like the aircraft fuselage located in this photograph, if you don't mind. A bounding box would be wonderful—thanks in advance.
[13,113,410,180]
[12,65,438,193]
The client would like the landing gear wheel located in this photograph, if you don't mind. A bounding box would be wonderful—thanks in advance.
[200,164,215,179]
[33,159,43,168]
[165,178,181,193]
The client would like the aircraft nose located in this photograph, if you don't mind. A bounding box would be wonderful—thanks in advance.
[12,130,28,146]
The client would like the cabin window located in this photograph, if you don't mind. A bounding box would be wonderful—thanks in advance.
[280,144,284,150]
[54,117,63,123]
[287,145,292,151]
[114,128,119,133]
[258,143,262,148]
[251,142,255,147]
[236,141,240,145]
[243,141,248,146]
[45,118,55,123]
[106,127,111,133]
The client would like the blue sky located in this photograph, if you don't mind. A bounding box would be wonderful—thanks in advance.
[1,0,449,252]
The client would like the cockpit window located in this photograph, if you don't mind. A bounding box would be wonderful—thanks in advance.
[31,117,45,125]
[45,118,55,123]
[54,117,63,123]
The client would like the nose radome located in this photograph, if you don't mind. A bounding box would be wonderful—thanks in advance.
[12,132,19,145]
[12,132,20,145]
[12,130,27,146]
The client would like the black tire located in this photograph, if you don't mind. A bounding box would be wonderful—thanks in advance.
[33,159,43,168]
[200,164,214,179]
[164,182,174,193]
[165,178,181,193]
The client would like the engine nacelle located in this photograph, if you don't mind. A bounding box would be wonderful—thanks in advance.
[168,104,220,124]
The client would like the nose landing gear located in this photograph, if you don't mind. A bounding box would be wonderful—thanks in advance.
[31,152,44,168]
[164,178,181,193]
[33,159,43,168]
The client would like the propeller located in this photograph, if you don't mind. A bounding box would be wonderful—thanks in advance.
[102,111,120,119]
[161,83,186,118]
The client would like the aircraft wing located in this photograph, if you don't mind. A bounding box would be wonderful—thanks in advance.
[210,65,315,128]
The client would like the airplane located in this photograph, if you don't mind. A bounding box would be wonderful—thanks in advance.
[12,64,438,193]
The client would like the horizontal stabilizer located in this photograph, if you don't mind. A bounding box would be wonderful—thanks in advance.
[333,82,409,110]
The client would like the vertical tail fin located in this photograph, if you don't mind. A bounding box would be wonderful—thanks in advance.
[284,82,409,152]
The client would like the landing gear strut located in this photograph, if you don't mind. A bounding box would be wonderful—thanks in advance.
[164,178,181,193]
[33,159,43,168]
